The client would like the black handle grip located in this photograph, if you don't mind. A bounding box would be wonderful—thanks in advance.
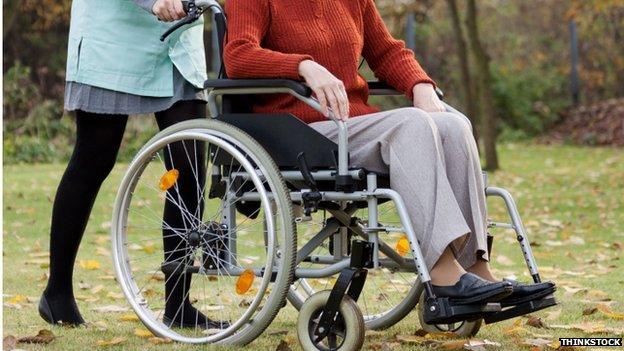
[160,0,200,42]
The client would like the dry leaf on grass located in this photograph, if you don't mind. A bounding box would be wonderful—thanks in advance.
[88,321,109,331]
[596,304,624,320]
[119,313,140,322]
[522,338,553,347]
[79,260,101,270]
[3,335,18,350]
[275,339,292,351]
[96,337,126,346]
[583,307,598,315]
[148,337,172,344]
[6,295,28,305]
[526,316,548,329]
[92,305,129,313]
[134,328,153,338]
[17,329,55,344]
[544,308,561,321]
[464,339,501,350]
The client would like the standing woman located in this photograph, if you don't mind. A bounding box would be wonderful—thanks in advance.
[40,0,222,328]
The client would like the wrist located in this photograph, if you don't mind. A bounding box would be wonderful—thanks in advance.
[298,60,315,78]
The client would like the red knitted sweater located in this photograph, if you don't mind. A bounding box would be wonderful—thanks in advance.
[223,0,435,124]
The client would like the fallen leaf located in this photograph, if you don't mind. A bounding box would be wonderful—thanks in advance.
[545,308,562,320]
[522,338,553,347]
[526,316,548,329]
[88,321,108,331]
[148,337,172,345]
[596,304,624,320]
[92,305,129,313]
[79,260,101,270]
[119,313,140,322]
[78,281,92,290]
[7,295,27,304]
[17,329,55,344]
[3,335,17,350]
[437,339,468,350]
[134,328,153,338]
[464,339,501,350]
[583,307,598,315]
[90,285,105,294]
[275,339,292,351]
[96,337,126,346]
[495,255,514,266]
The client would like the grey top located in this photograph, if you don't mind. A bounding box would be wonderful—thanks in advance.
[64,0,205,115]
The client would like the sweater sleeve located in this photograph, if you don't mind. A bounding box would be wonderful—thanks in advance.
[362,0,435,99]
[133,0,157,13]
[223,0,314,80]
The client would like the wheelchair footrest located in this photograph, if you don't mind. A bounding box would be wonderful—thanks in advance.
[423,297,501,325]
[484,294,557,324]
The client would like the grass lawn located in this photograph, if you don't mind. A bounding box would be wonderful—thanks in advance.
[3,143,624,350]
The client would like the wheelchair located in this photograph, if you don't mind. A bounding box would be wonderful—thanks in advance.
[110,1,556,349]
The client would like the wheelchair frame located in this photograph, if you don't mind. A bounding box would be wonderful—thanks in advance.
[113,0,553,347]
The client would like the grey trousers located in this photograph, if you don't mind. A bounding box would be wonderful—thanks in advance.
[309,107,488,270]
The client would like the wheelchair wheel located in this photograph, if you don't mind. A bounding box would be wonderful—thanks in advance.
[297,290,365,351]
[417,290,482,337]
[288,203,422,330]
[111,119,296,345]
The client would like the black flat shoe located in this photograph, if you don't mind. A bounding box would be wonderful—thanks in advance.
[432,273,513,305]
[38,294,86,327]
[498,279,556,307]
[163,315,230,330]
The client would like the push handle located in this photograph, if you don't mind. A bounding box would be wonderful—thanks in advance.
[160,0,203,41]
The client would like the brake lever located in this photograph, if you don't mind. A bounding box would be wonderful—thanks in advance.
[159,0,203,42]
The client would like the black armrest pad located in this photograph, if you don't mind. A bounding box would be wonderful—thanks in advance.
[204,79,312,97]
[367,81,444,100]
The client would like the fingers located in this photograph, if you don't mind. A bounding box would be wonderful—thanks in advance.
[325,86,341,121]
[173,0,186,18]
[313,88,329,117]
[335,82,350,121]
[153,0,185,21]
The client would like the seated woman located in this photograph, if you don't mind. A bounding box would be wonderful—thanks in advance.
[224,0,553,304]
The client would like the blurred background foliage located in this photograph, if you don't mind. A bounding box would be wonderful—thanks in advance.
[3,0,623,164]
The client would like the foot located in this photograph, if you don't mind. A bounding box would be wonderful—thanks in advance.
[163,303,230,329]
[39,292,86,326]
[432,273,513,304]
[466,259,499,282]
[498,279,556,307]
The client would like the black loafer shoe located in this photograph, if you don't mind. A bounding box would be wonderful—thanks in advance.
[38,294,86,327]
[498,279,556,307]
[432,273,513,305]
[163,315,230,330]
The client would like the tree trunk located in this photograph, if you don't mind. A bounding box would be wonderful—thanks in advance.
[465,0,499,171]
[445,0,480,149]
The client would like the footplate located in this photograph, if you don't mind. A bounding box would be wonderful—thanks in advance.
[484,294,557,324]
[423,297,501,325]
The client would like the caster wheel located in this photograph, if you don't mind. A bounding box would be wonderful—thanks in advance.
[297,290,365,351]
[417,291,482,337]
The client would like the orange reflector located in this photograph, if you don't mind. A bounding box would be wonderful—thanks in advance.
[396,235,410,257]
[159,169,179,191]
[236,269,255,295]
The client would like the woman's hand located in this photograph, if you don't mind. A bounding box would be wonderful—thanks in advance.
[413,83,446,113]
[152,0,186,22]
[298,60,350,121]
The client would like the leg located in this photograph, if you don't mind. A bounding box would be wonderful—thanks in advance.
[311,108,469,277]
[428,112,494,279]
[154,100,223,327]
[311,108,512,302]
[42,111,127,325]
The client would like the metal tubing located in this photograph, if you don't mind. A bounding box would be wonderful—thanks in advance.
[486,186,540,281]
[295,259,351,279]
[367,174,379,268]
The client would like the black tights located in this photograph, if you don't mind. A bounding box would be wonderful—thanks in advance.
[43,101,208,325]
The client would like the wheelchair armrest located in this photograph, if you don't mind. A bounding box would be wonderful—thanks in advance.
[204,79,313,98]
[367,81,445,100]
